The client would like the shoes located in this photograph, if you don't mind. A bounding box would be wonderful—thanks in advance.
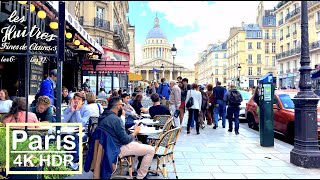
[228,129,232,132]
[235,131,239,135]
[222,125,225,128]
[197,132,200,135]
[201,124,205,129]
[187,131,190,134]
[213,125,218,129]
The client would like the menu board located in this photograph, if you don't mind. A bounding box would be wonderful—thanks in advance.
[30,62,44,95]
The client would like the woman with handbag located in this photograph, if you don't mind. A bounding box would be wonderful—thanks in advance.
[185,83,202,135]
[199,85,209,129]
[205,84,214,125]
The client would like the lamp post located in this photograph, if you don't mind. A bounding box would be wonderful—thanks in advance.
[171,44,177,80]
[161,64,165,78]
[290,1,320,168]
[237,64,242,87]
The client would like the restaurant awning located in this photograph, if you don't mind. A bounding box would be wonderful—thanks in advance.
[128,72,142,81]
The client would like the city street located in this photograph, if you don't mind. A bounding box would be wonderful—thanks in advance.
[68,122,320,179]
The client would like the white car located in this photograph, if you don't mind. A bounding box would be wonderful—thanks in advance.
[239,91,252,120]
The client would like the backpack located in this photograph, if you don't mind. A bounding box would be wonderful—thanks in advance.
[228,90,242,107]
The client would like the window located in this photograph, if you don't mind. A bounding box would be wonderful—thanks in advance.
[287,61,290,71]
[317,32,320,41]
[223,77,226,83]
[257,67,261,75]
[265,43,269,53]
[257,54,261,64]
[265,56,269,66]
[223,69,227,75]
[248,42,252,49]
[223,61,227,66]
[223,53,227,58]
[265,30,269,39]
[287,25,290,36]
[294,60,297,69]
[272,56,276,67]
[280,45,283,53]
[257,42,261,49]
[248,54,253,64]
[96,7,104,19]
[280,29,283,39]
[215,54,218,59]
[287,43,290,51]
[215,69,219,75]
[272,29,276,39]
[316,11,320,24]
[248,67,252,75]
[96,36,104,46]
[248,31,252,37]
[215,61,219,66]
[280,63,283,72]
[293,40,297,49]
[272,43,276,53]
[257,31,261,38]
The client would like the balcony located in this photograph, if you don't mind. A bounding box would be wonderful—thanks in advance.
[79,16,84,25]
[286,69,291,73]
[113,25,126,49]
[94,17,111,31]
[310,40,320,50]
[308,1,320,8]
[265,36,269,39]
[278,19,284,26]
[286,34,290,38]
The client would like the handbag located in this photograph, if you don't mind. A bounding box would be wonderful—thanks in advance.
[174,109,180,118]
[186,90,194,108]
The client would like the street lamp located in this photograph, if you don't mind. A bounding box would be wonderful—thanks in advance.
[171,44,177,80]
[160,64,165,78]
[237,64,242,87]
[290,1,320,168]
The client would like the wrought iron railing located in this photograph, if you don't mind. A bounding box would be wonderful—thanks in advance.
[94,17,111,31]
[278,19,284,26]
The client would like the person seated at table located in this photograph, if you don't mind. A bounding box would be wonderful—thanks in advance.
[30,96,55,123]
[148,93,171,119]
[98,97,155,179]
[62,87,71,105]
[0,89,13,113]
[2,97,39,128]
[86,92,103,118]
[128,92,137,105]
[62,92,91,167]
[97,88,107,99]
[131,94,149,116]
[121,93,139,118]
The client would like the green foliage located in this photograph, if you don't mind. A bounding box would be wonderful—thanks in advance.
[0,128,72,179]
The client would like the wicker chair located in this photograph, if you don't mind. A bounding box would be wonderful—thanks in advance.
[153,115,171,129]
[96,99,108,107]
[147,117,174,146]
[149,127,182,179]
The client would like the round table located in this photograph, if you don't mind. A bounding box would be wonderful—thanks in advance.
[130,126,162,136]
[134,119,159,126]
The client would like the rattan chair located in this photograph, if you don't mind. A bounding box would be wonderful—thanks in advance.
[147,117,174,146]
[149,127,182,179]
[153,115,171,129]
[96,99,108,107]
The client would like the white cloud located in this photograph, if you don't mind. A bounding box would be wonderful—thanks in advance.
[139,10,147,17]
[142,1,279,69]
[140,2,144,8]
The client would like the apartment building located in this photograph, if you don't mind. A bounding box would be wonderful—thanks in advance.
[128,24,135,72]
[274,1,320,88]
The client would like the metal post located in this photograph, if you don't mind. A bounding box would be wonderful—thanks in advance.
[111,71,114,92]
[56,1,65,124]
[290,1,320,168]
[25,1,32,132]
[173,56,175,80]
[96,71,99,96]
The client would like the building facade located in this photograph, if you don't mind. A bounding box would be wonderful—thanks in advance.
[135,17,194,82]
[274,1,320,89]
[128,24,136,72]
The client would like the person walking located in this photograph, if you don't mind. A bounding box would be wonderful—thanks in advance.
[199,85,209,129]
[212,81,227,129]
[224,84,243,135]
[157,78,170,106]
[169,80,181,127]
[37,69,57,106]
[205,84,214,125]
[185,83,202,135]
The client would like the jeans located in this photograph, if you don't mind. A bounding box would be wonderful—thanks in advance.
[227,106,240,132]
[187,109,199,133]
[214,100,226,127]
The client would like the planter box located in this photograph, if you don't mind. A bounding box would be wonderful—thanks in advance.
[8,166,44,179]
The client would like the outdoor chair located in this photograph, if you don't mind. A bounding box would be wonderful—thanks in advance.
[115,154,135,179]
[147,117,174,146]
[148,127,182,179]
[153,115,171,129]
[96,99,108,107]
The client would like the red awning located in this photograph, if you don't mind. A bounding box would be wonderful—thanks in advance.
[81,58,130,72]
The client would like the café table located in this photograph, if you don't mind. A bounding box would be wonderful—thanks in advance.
[141,113,151,118]
[129,126,162,136]
[134,118,159,126]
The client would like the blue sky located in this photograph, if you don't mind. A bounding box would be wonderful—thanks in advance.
[127,1,279,69]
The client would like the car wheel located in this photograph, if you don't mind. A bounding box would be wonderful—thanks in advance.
[286,122,295,144]
[247,113,258,130]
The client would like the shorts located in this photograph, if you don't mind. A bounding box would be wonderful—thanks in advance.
[179,101,185,109]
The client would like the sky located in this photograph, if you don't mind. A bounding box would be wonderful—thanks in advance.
[127,1,279,70]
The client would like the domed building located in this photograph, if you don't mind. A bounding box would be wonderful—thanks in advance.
[135,17,194,82]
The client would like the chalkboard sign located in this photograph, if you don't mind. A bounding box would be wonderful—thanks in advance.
[30,62,44,95]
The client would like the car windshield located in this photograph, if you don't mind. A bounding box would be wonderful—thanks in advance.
[240,91,251,100]
[278,94,295,109]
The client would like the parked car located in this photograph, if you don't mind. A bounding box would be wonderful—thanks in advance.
[245,90,320,142]
[239,91,252,120]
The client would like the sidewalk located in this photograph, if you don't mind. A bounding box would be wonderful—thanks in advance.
[69,121,320,179]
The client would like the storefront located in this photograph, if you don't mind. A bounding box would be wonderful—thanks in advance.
[0,1,104,100]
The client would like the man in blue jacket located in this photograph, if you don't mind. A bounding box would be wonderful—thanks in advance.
[37,69,57,106]
[157,77,170,106]
[98,97,155,179]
